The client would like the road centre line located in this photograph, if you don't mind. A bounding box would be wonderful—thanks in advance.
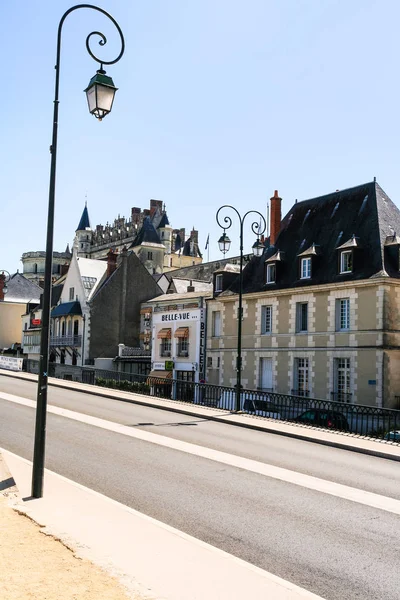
[2,390,400,516]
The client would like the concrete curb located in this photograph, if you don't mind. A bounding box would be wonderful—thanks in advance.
[1,368,399,463]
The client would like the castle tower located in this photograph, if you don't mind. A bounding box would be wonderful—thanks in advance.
[73,204,92,258]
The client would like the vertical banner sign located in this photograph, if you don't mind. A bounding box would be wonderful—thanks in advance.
[199,316,205,377]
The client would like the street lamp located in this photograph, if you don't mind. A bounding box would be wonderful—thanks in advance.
[0,271,11,299]
[32,4,125,499]
[216,206,266,412]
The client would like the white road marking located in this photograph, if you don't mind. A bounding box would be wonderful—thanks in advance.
[2,390,400,516]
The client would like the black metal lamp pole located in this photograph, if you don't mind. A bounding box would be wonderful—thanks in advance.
[216,207,266,412]
[32,4,125,499]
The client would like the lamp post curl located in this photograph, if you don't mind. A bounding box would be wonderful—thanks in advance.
[216,205,266,412]
[32,4,125,499]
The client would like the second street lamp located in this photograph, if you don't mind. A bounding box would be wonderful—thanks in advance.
[0,271,11,298]
[216,206,266,412]
[32,4,125,499]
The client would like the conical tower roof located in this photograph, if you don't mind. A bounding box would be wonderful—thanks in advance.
[76,205,90,231]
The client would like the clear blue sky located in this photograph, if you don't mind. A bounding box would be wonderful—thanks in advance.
[3,0,400,274]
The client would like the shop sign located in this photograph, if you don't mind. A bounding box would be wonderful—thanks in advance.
[153,362,165,370]
[0,356,23,371]
[165,360,174,371]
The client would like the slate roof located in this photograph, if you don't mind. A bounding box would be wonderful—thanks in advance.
[158,213,170,228]
[132,217,162,246]
[4,273,42,303]
[182,237,202,258]
[163,255,251,283]
[226,181,400,295]
[76,205,91,231]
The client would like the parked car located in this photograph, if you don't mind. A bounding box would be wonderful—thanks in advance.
[292,408,350,431]
[384,430,400,441]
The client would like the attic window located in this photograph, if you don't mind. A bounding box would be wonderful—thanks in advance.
[215,274,223,292]
[302,209,311,225]
[358,195,368,216]
[331,202,340,218]
[300,257,311,279]
[340,251,353,274]
[266,263,276,284]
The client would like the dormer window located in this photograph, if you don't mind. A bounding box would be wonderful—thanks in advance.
[300,257,311,279]
[266,263,276,283]
[340,250,353,274]
[215,273,223,292]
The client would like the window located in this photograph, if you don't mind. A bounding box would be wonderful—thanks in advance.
[73,320,79,336]
[340,251,352,273]
[336,298,350,331]
[300,257,311,279]
[295,358,309,396]
[147,251,153,260]
[177,336,189,357]
[207,356,213,368]
[69,287,74,301]
[217,356,220,368]
[259,357,273,391]
[212,311,221,336]
[266,263,276,283]
[296,302,308,333]
[261,305,272,334]
[335,358,351,402]
[215,274,223,292]
[160,338,171,357]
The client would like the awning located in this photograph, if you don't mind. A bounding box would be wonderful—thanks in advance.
[157,328,171,339]
[51,301,82,318]
[140,332,150,340]
[146,370,173,385]
[140,308,152,315]
[174,327,189,338]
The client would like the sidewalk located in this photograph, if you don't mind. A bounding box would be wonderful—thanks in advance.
[1,450,325,600]
[1,368,400,462]
[0,454,145,600]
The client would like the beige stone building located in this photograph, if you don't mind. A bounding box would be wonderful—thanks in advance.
[206,181,400,409]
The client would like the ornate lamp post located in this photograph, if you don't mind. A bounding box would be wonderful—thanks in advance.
[216,207,266,412]
[32,4,125,499]
[0,270,11,300]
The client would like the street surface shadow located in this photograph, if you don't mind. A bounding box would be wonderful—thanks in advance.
[0,477,15,491]
[127,419,206,428]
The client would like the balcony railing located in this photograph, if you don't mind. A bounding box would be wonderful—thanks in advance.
[331,391,352,403]
[50,335,82,347]
[177,348,189,357]
[160,347,171,357]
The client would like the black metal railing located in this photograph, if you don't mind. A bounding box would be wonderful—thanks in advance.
[21,360,400,443]
[291,389,310,398]
[331,392,352,403]
[160,347,171,357]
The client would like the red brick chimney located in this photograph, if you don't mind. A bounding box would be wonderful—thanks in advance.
[60,262,69,277]
[270,190,282,246]
[107,249,118,278]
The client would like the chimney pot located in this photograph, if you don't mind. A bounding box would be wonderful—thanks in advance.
[107,249,118,278]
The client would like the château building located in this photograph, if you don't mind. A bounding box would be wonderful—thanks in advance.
[73,199,203,274]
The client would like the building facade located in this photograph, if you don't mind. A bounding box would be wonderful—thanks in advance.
[142,288,211,392]
[73,200,203,274]
[21,248,71,287]
[206,182,400,408]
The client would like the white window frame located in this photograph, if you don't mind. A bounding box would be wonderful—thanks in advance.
[266,263,276,284]
[295,302,308,333]
[336,298,350,331]
[261,305,273,334]
[295,357,309,396]
[334,357,351,401]
[300,257,311,279]
[212,311,221,337]
[215,274,223,292]
[340,250,353,274]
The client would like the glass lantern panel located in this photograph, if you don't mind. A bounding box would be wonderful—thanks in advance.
[96,84,115,113]
[86,86,97,113]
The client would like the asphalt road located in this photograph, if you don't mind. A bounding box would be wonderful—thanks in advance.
[1,375,399,600]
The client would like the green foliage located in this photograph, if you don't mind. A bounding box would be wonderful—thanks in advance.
[95,376,150,395]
